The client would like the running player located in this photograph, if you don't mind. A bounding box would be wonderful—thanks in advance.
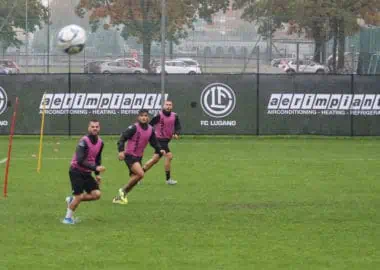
[113,109,165,204]
[142,100,181,185]
[63,119,106,224]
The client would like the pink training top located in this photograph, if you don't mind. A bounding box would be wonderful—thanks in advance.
[71,136,103,172]
[125,123,153,157]
[155,111,176,139]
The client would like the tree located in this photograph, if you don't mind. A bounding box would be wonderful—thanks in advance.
[87,28,123,55]
[0,0,48,51]
[49,0,88,30]
[233,0,331,62]
[76,0,229,69]
[234,0,380,70]
[31,26,48,53]
[46,0,90,52]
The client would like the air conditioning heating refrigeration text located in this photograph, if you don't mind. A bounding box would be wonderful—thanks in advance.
[39,93,168,115]
[267,93,380,115]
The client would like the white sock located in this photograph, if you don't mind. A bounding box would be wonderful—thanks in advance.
[65,208,74,219]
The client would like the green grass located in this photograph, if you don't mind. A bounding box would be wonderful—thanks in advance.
[1,136,380,269]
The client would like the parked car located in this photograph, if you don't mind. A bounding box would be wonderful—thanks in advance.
[114,58,141,68]
[84,60,107,73]
[0,60,20,73]
[175,58,202,70]
[156,60,202,74]
[271,58,296,68]
[0,65,9,74]
[98,61,148,74]
[278,59,295,70]
[150,59,160,72]
[271,58,282,67]
[284,60,329,74]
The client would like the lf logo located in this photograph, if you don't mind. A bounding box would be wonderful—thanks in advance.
[0,87,8,115]
[200,83,236,118]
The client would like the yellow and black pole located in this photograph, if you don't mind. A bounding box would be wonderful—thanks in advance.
[37,93,47,173]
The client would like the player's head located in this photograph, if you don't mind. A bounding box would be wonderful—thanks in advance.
[163,100,173,112]
[88,119,100,136]
[137,109,149,124]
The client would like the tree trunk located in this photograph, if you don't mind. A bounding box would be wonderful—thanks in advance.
[314,36,324,63]
[321,41,326,64]
[141,0,152,72]
[331,19,338,73]
[337,18,345,70]
[169,38,173,59]
[312,22,323,63]
[142,37,151,71]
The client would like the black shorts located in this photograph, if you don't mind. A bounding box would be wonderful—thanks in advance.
[156,139,171,156]
[69,169,99,195]
[124,155,143,175]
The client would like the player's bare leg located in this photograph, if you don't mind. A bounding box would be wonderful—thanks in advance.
[65,190,101,223]
[142,154,161,172]
[68,194,82,211]
[164,152,177,185]
[113,163,144,204]
[122,163,144,193]
[80,190,101,201]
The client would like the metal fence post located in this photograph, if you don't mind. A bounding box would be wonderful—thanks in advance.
[256,46,260,135]
[68,55,72,137]
[350,73,354,136]
[296,42,300,72]
[351,45,355,74]
[160,0,166,107]
[257,46,260,74]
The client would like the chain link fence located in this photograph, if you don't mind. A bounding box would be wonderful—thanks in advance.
[0,2,374,75]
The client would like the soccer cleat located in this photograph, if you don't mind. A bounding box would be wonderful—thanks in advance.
[65,196,74,207]
[118,188,127,200]
[62,217,75,225]
[112,189,128,204]
[166,179,177,185]
[112,195,128,204]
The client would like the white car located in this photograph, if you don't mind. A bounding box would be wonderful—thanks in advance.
[156,60,202,74]
[0,65,9,74]
[284,60,329,74]
[99,61,148,74]
[278,59,295,70]
[175,58,201,68]
[271,57,295,68]
[114,58,141,68]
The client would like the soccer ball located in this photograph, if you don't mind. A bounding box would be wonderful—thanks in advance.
[57,24,87,55]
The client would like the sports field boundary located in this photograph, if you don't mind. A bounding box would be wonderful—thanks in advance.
[2,135,380,141]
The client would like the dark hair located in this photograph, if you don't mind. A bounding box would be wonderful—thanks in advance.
[89,119,99,124]
[138,109,149,115]
[165,100,173,104]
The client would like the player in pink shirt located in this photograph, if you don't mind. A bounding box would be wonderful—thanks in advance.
[113,109,165,204]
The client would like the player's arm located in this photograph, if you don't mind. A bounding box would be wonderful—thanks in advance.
[94,142,104,176]
[173,114,182,138]
[149,114,160,126]
[149,129,163,154]
[76,140,97,172]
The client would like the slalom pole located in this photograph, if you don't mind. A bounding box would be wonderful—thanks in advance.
[3,97,19,198]
[37,93,47,173]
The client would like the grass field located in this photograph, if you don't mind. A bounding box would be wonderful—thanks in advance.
[1,136,380,270]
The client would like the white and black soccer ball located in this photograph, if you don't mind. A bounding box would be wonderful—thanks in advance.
[57,24,87,55]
